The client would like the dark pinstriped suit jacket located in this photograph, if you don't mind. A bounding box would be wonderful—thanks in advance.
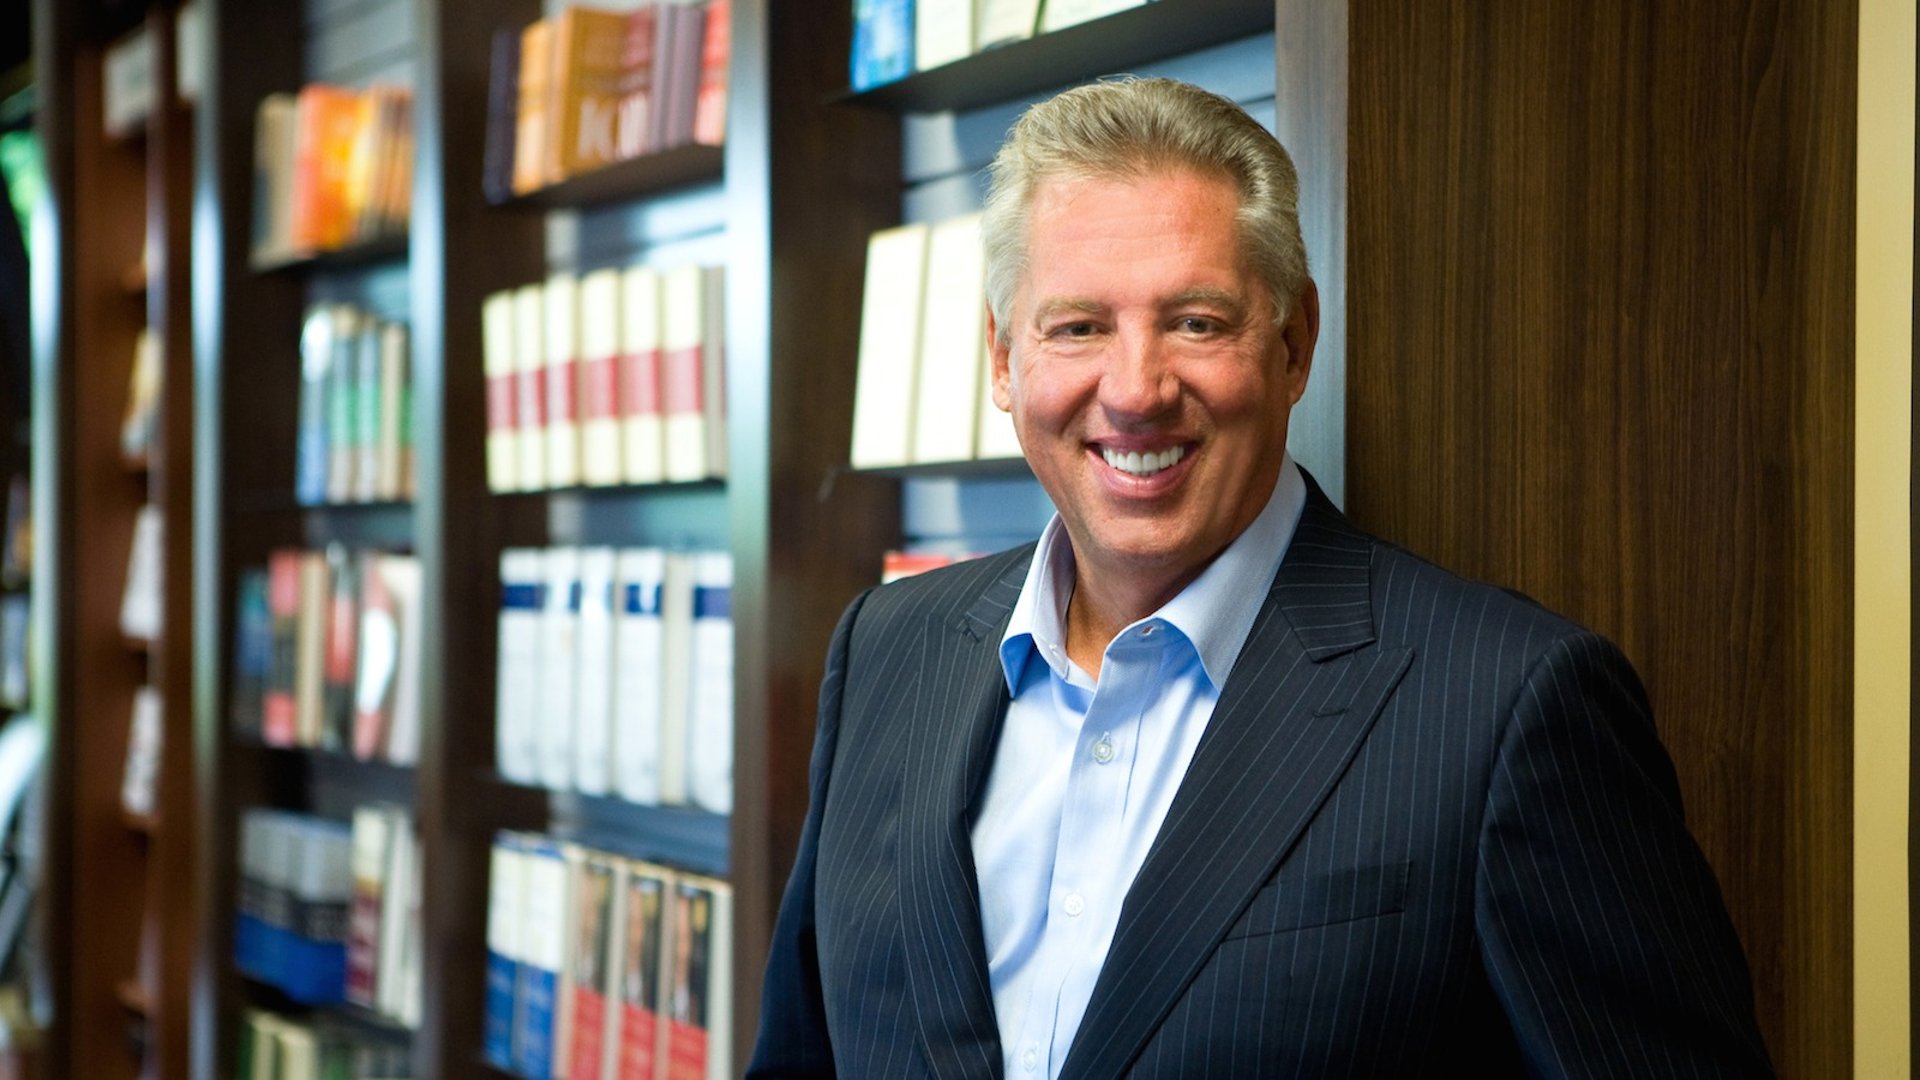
[751,483,1772,1078]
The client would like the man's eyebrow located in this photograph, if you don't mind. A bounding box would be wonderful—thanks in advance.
[1163,286,1248,313]
[1031,297,1107,323]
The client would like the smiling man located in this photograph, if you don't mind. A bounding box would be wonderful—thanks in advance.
[751,78,1771,1078]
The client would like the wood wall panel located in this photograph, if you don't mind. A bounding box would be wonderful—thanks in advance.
[1345,2,1855,1073]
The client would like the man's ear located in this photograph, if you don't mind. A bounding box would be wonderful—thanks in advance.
[987,304,1014,412]
[1279,279,1320,406]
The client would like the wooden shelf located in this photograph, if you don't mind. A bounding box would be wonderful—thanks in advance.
[843,457,1034,481]
[477,774,730,878]
[235,975,416,1043]
[249,233,408,275]
[838,0,1272,112]
[488,142,724,210]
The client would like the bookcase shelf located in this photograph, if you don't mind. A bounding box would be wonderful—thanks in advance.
[845,456,1035,481]
[488,142,725,210]
[249,234,409,275]
[838,0,1273,112]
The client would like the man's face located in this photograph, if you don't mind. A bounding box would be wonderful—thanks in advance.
[989,167,1316,603]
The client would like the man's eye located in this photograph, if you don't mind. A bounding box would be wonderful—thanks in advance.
[1178,316,1218,334]
[1053,322,1098,338]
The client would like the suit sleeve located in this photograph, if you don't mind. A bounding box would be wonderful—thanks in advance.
[1474,631,1775,1078]
[747,589,870,1078]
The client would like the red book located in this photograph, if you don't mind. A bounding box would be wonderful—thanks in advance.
[567,855,622,1079]
[615,7,658,160]
[615,866,670,1079]
[691,0,729,146]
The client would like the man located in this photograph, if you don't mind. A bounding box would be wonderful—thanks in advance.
[751,78,1770,1077]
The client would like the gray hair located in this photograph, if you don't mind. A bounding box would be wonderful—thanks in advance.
[981,77,1310,344]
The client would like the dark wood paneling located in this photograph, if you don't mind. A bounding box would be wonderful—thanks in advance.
[1345,2,1855,1073]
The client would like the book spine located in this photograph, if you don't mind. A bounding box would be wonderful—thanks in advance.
[618,266,666,485]
[263,551,302,745]
[296,305,335,506]
[483,28,522,204]
[485,833,527,1070]
[691,0,730,146]
[515,840,571,1080]
[613,549,666,805]
[539,547,583,791]
[578,269,624,487]
[685,552,732,814]
[660,265,710,482]
[573,547,618,798]
[657,553,694,806]
[514,284,550,490]
[515,20,554,195]
[344,806,391,1009]
[850,223,931,468]
[616,865,672,1080]
[615,8,658,160]
[484,291,521,492]
[545,274,583,490]
[497,550,545,786]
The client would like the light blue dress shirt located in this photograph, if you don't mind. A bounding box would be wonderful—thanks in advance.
[971,456,1308,1079]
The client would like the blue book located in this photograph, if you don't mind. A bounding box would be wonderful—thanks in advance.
[483,833,526,1070]
[513,838,569,1080]
[851,0,914,90]
[296,305,337,505]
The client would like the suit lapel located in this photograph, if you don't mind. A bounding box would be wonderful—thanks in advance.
[897,552,1027,1078]
[1060,492,1414,1080]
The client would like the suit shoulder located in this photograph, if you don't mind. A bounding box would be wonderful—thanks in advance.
[1364,535,1595,652]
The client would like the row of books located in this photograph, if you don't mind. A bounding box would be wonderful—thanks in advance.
[236,805,422,1026]
[850,0,1144,90]
[486,832,731,1080]
[482,265,725,492]
[489,1,730,203]
[851,212,1022,469]
[238,1009,412,1080]
[297,304,418,506]
[497,547,731,813]
[253,84,415,264]
[232,548,424,767]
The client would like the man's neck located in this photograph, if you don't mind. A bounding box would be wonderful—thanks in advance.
[1062,558,1197,679]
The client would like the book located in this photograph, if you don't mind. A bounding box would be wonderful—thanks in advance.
[120,327,160,466]
[881,550,960,583]
[497,549,545,786]
[660,3,709,149]
[0,594,27,711]
[664,876,731,1080]
[578,268,625,487]
[289,84,366,253]
[120,686,162,819]
[975,0,1041,47]
[615,862,673,1080]
[376,321,410,501]
[657,552,694,806]
[914,0,973,71]
[102,25,154,139]
[612,547,666,805]
[540,547,583,791]
[573,546,619,798]
[485,832,529,1070]
[2,472,30,587]
[850,223,930,468]
[548,6,631,181]
[484,290,521,492]
[514,284,551,489]
[296,305,337,506]
[232,567,273,739]
[377,811,421,1025]
[294,550,330,747]
[691,0,730,147]
[850,0,914,91]
[321,545,360,752]
[326,305,364,504]
[648,4,685,154]
[618,265,666,485]
[483,27,523,204]
[615,6,660,160]
[515,19,555,194]
[565,853,625,1080]
[545,272,584,489]
[352,317,384,502]
[660,264,725,482]
[1039,0,1147,33]
[912,213,986,463]
[263,550,303,746]
[119,503,163,643]
[381,555,424,766]
[351,553,400,761]
[685,551,732,815]
[252,93,300,265]
[345,804,394,1010]
[515,838,572,1080]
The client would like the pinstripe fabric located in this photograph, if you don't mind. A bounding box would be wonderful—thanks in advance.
[751,483,1772,1078]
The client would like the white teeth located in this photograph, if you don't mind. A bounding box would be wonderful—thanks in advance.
[1101,444,1186,477]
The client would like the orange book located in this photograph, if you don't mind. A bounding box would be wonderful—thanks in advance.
[615,6,659,160]
[290,83,367,252]
[548,6,631,180]
[513,19,554,194]
[691,0,729,147]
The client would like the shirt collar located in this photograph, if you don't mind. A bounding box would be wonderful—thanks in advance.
[999,454,1308,693]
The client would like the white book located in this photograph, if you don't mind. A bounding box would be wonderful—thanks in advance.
[913,213,987,463]
[376,322,409,501]
[850,223,930,468]
[660,265,726,482]
[382,555,424,766]
[496,549,544,786]
[484,833,528,1070]
[572,547,618,798]
[516,838,573,1078]
[976,342,1024,460]
[657,552,695,806]
[618,265,666,485]
[376,810,417,1023]
[346,804,394,1011]
[483,290,520,492]
[119,504,164,641]
[120,686,162,818]
[540,547,584,791]
[915,0,974,71]
[1039,0,1145,32]
[102,25,154,138]
[578,269,625,487]
[545,272,584,489]
[685,552,733,815]
[513,284,549,490]
[612,548,667,805]
[975,0,1040,48]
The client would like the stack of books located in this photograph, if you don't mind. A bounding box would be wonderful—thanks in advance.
[296,304,416,507]
[252,84,414,264]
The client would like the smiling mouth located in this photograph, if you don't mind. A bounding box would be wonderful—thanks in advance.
[1100,444,1188,478]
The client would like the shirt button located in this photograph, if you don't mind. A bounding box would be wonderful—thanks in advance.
[1140,624,1156,637]
[1063,892,1085,917]
[1023,1047,1039,1071]
[1091,735,1115,764]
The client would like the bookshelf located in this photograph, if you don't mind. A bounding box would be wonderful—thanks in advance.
[31,1,197,1078]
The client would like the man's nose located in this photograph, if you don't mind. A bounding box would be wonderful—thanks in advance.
[1100,329,1179,420]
